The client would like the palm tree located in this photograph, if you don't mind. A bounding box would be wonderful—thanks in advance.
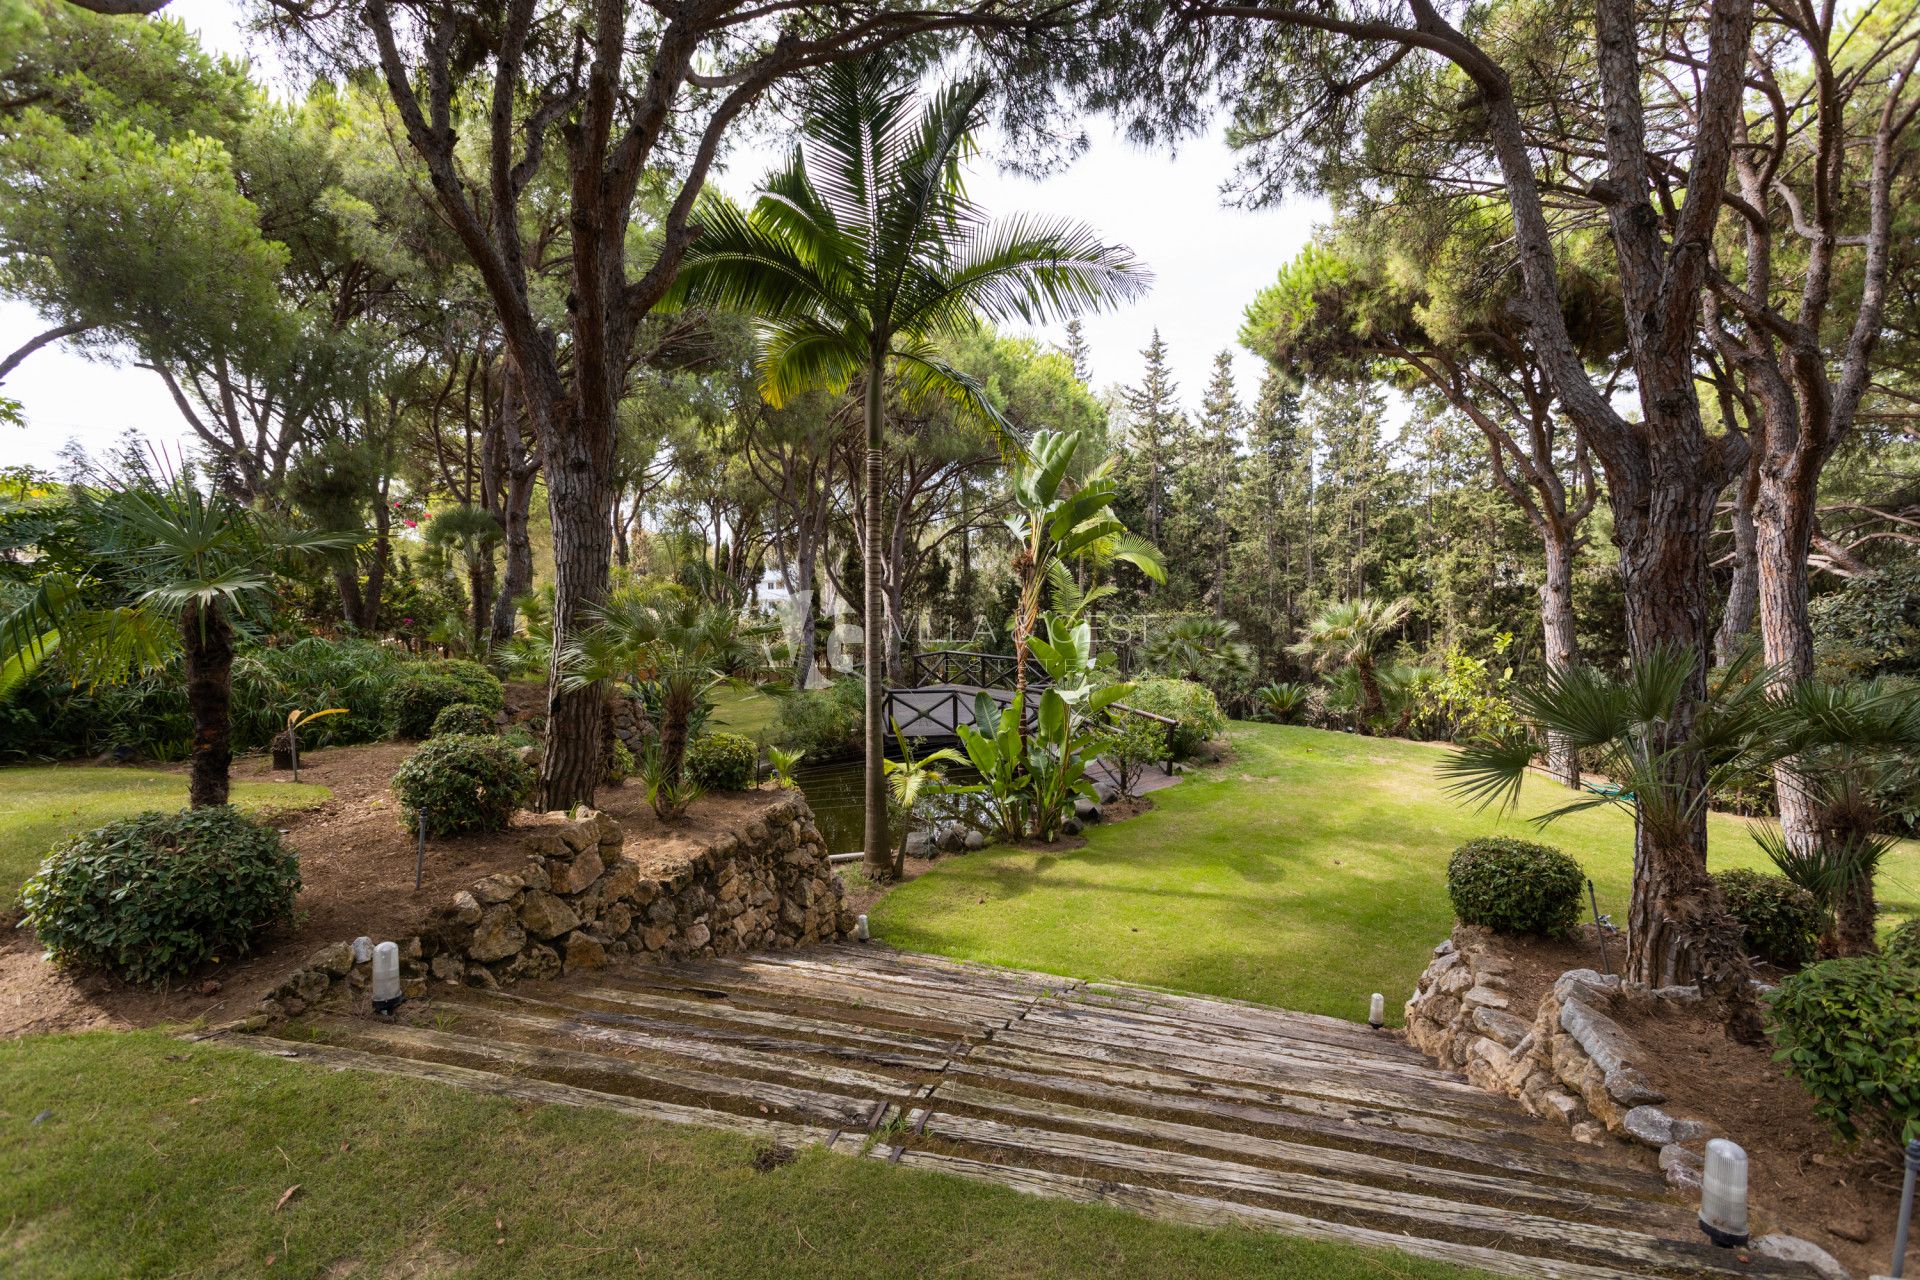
[1006,429,1164,726]
[2,468,352,807]
[673,58,1147,877]
[1289,597,1414,730]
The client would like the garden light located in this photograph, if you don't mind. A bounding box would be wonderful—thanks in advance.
[370,940,404,1016]
[855,914,870,941]
[1368,993,1385,1029]
[1698,1139,1749,1247]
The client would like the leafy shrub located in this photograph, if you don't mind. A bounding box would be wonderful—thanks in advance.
[1887,917,1920,967]
[1713,868,1822,968]
[1766,954,1920,1143]
[1097,715,1169,799]
[1120,678,1226,758]
[1446,837,1585,937]
[431,702,498,737]
[605,740,636,784]
[687,731,757,791]
[19,807,301,984]
[640,740,704,820]
[386,661,503,740]
[772,680,863,758]
[1253,681,1313,724]
[1407,644,1519,742]
[392,734,534,836]
[1809,564,1920,682]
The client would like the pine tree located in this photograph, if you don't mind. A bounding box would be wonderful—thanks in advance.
[1119,328,1183,549]
[1063,319,1091,385]
[1227,368,1312,662]
[1175,351,1244,613]
[1306,382,1396,602]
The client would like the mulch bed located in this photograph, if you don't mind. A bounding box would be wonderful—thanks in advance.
[0,741,773,1039]
[1492,929,1905,1277]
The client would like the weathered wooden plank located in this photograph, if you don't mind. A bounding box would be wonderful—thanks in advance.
[872,1149,1755,1280]
[927,1081,1671,1226]
[215,1033,838,1147]
[712,949,1077,1001]
[912,1110,1799,1277]
[1046,989,1433,1065]
[1076,980,1410,1050]
[940,1058,1667,1197]
[310,1017,900,1128]
[663,959,1047,1026]
[557,983,976,1054]
[596,966,1014,1035]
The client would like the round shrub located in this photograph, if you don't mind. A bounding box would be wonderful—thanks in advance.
[384,661,505,740]
[687,731,757,791]
[1713,868,1822,968]
[1887,917,1920,967]
[1445,837,1584,937]
[1121,678,1228,758]
[392,734,535,836]
[433,659,504,710]
[19,807,301,985]
[431,701,498,737]
[1766,954,1920,1144]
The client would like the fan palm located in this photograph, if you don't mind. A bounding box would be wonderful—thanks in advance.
[1,470,354,807]
[1289,597,1414,729]
[673,57,1147,876]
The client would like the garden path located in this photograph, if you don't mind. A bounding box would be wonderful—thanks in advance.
[221,946,1817,1279]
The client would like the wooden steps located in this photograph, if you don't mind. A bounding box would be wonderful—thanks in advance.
[226,945,1818,1279]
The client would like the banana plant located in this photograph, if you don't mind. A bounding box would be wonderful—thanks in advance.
[953,692,1031,841]
[883,726,970,876]
[1024,686,1109,842]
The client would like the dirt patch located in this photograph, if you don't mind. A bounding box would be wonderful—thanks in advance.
[1612,995,1902,1275]
[0,742,797,1039]
[1487,925,1623,1014]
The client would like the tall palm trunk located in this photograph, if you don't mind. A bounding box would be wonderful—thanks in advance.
[183,599,235,809]
[1356,655,1384,728]
[862,353,891,876]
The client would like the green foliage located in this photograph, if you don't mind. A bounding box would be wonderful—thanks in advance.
[391,734,533,837]
[954,693,1032,841]
[1407,643,1519,742]
[430,702,497,738]
[1097,714,1169,800]
[771,681,863,758]
[1712,868,1822,968]
[1766,954,1920,1144]
[1253,681,1313,724]
[1141,616,1256,705]
[640,740,705,821]
[385,661,502,740]
[1886,917,1920,966]
[1445,837,1584,937]
[605,740,636,785]
[1809,564,1920,681]
[19,806,299,984]
[1121,678,1226,758]
[767,745,805,788]
[686,731,757,792]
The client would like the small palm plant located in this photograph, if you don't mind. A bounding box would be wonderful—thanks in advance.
[1253,681,1313,724]
[1290,597,1414,730]
[671,55,1147,876]
[883,727,968,877]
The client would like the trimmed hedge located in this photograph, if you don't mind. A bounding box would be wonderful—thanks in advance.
[1713,868,1822,968]
[1121,678,1227,759]
[392,734,534,837]
[386,661,504,739]
[20,807,301,984]
[431,702,499,737]
[1887,917,1920,967]
[1445,837,1584,937]
[1767,954,1920,1144]
[687,731,757,791]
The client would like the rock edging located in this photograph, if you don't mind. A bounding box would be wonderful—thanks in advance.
[250,792,852,1022]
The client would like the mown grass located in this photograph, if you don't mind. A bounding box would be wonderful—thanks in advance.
[0,766,329,901]
[871,723,1920,1021]
[710,679,783,741]
[0,1030,1495,1279]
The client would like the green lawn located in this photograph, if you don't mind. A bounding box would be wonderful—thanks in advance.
[0,766,329,900]
[0,1030,1492,1280]
[710,679,782,741]
[871,723,1920,1021]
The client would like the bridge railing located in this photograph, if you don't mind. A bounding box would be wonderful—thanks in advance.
[904,649,1050,691]
[880,684,1178,771]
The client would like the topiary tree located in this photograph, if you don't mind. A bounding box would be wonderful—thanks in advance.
[686,731,757,792]
[20,806,301,984]
[1445,837,1585,937]
[1712,868,1822,969]
[392,734,534,837]
[430,701,498,738]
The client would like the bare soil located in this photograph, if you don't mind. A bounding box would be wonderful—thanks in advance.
[0,742,785,1039]
[1490,929,1902,1276]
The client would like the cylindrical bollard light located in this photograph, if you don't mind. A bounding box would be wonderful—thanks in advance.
[370,940,403,1016]
[855,914,870,942]
[1698,1138,1750,1247]
[1368,993,1386,1029]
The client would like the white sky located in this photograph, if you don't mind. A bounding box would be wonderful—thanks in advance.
[0,0,1324,471]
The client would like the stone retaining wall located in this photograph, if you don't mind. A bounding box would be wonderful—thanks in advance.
[255,791,852,1020]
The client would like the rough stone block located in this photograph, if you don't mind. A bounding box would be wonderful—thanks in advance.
[449,890,482,925]
[1621,1105,1676,1147]
[562,931,608,971]
[471,872,524,905]
[519,890,582,940]
[467,904,525,962]
[308,942,354,977]
[547,847,604,895]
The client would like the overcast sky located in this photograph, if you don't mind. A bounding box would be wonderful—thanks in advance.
[1,0,1324,471]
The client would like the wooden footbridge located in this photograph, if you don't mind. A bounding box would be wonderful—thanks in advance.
[224,946,1821,1279]
[882,649,1175,750]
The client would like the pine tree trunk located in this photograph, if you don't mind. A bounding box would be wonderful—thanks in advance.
[539,403,614,812]
[1713,458,1760,664]
[1540,522,1581,788]
[183,599,234,809]
[493,454,534,645]
[1754,460,1825,865]
[862,356,891,877]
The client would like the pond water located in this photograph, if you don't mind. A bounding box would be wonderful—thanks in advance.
[790,756,999,856]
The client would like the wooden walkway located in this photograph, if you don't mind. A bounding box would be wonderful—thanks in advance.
[221,947,1815,1279]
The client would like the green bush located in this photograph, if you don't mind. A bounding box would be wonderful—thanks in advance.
[1713,868,1822,968]
[1766,954,1920,1143]
[392,734,534,837]
[1887,917,1920,966]
[19,807,301,984]
[1098,715,1170,799]
[1445,837,1585,937]
[605,740,636,784]
[431,702,498,737]
[772,681,863,758]
[386,661,503,740]
[687,731,757,791]
[1120,678,1227,758]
